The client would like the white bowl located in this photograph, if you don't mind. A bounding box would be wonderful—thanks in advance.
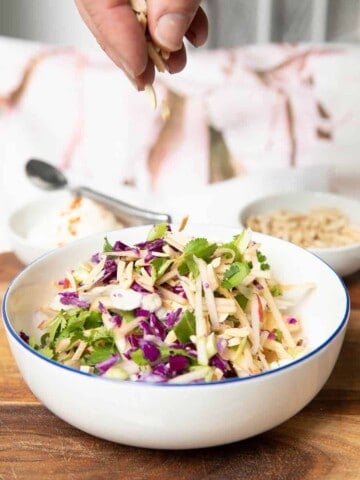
[239,192,360,277]
[2,224,349,449]
[7,192,120,265]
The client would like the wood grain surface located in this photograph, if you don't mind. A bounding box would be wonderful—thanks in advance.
[0,252,359,480]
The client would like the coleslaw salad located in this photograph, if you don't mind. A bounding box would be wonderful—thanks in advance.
[21,223,314,384]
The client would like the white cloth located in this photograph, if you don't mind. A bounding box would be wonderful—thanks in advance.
[0,37,359,251]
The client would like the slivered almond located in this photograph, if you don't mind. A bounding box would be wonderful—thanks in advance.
[145,84,157,109]
[131,0,171,118]
[72,340,88,361]
[156,268,178,285]
[55,338,71,354]
[161,100,171,121]
[136,12,147,30]
[117,260,126,282]
[164,232,188,250]
[161,49,170,60]
[223,327,250,337]
[147,42,167,72]
[157,286,188,305]
[118,261,134,289]
[178,215,189,233]
[179,280,195,308]
[130,0,147,13]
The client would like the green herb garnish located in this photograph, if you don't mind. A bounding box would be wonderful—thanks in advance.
[147,223,168,241]
[221,262,250,289]
[174,310,196,343]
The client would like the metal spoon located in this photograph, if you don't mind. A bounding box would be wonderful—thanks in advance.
[25,159,171,225]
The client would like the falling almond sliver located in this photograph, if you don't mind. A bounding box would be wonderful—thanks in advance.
[130,0,171,118]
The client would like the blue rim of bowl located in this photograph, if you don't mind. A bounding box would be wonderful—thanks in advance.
[2,232,351,388]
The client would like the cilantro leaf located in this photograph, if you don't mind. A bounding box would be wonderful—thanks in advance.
[235,294,248,310]
[56,309,103,343]
[270,285,283,297]
[130,349,149,366]
[113,310,134,323]
[221,262,250,289]
[183,238,217,262]
[274,329,283,342]
[147,223,168,241]
[179,238,217,278]
[38,345,54,359]
[173,310,196,343]
[220,241,242,262]
[256,250,271,271]
[103,237,113,252]
[48,313,66,343]
[88,346,116,364]
[151,258,172,280]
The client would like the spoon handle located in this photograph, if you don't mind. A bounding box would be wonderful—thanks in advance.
[74,186,171,225]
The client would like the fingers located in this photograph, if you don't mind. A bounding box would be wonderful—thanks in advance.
[147,0,207,51]
[75,0,148,78]
[75,0,209,89]
[185,7,209,47]
[135,58,156,90]
[167,43,187,74]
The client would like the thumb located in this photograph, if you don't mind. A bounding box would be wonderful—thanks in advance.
[147,0,202,51]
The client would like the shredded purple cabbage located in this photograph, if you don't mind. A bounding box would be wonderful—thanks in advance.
[20,330,29,343]
[168,355,189,374]
[140,340,160,362]
[59,291,90,309]
[164,308,182,327]
[127,334,141,348]
[253,279,264,290]
[113,240,131,251]
[136,238,165,251]
[287,317,297,324]
[131,282,150,294]
[153,363,169,377]
[210,354,227,372]
[144,252,155,262]
[98,301,107,314]
[149,313,166,340]
[91,252,101,264]
[134,308,150,318]
[113,241,140,256]
[144,265,152,276]
[138,320,153,335]
[210,354,236,378]
[169,341,198,358]
[95,354,120,373]
[101,258,117,283]
[137,372,166,383]
[110,314,122,327]
[169,285,187,299]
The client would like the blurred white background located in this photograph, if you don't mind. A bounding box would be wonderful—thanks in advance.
[1,0,360,253]
[1,0,360,48]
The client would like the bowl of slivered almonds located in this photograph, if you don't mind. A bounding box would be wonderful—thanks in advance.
[239,192,360,277]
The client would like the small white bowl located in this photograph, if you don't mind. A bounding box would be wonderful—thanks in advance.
[8,192,120,265]
[239,192,360,277]
[2,224,349,449]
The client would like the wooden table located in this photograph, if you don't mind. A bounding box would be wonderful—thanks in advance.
[1,252,359,480]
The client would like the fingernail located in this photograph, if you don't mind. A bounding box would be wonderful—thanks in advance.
[117,59,139,90]
[121,59,136,78]
[155,13,191,51]
[186,29,198,46]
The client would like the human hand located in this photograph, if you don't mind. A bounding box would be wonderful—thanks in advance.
[75,0,208,89]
